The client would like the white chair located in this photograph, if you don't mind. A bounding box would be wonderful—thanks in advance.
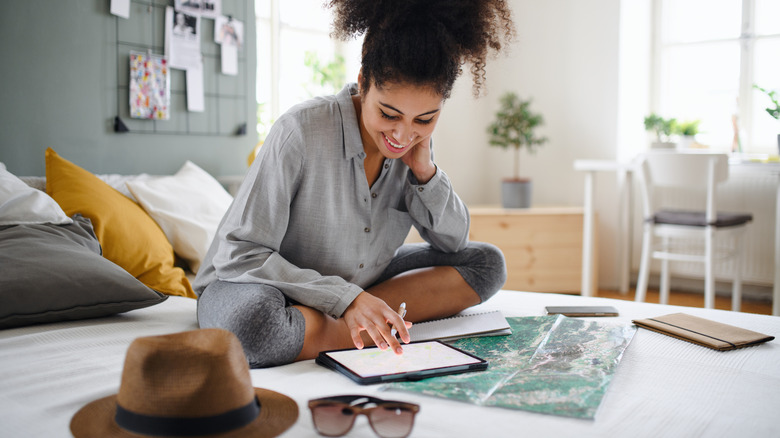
[634,152,753,310]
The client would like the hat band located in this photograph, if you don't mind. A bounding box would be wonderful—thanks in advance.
[115,397,261,436]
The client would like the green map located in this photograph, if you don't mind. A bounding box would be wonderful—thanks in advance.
[383,315,636,419]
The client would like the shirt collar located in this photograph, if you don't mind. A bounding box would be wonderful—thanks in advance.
[337,83,366,160]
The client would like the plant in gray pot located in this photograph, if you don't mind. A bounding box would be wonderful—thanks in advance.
[486,92,548,208]
[753,84,780,153]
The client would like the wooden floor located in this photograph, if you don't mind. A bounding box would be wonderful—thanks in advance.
[594,288,773,316]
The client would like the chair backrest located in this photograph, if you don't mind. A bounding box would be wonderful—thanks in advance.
[638,152,729,223]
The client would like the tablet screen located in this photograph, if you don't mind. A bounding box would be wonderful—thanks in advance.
[320,341,485,380]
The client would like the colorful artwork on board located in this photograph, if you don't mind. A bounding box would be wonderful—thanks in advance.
[129,52,170,120]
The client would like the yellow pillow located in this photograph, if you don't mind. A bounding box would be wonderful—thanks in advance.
[45,148,195,298]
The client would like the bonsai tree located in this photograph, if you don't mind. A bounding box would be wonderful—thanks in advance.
[643,113,677,143]
[754,84,780,120]
[486,92,548,180]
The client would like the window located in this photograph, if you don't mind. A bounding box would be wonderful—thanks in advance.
[653,0,780,154]
[255,0,361,140]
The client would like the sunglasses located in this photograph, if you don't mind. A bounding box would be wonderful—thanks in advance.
[309,395,420,438]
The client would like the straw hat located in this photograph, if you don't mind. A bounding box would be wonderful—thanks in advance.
[70,328,298,437]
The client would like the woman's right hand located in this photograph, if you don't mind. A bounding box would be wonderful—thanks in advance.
[343,292,411,354]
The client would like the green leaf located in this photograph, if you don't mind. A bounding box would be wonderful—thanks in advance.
[487,92,549,179]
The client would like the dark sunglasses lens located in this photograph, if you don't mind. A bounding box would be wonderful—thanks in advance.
[368,406,416,438]
[311,405,356,437]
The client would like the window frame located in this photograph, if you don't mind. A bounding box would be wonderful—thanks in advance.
[650,0,780,154]
[255,0,360,139]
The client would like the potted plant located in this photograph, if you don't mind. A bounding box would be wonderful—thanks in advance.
[486,92,548,208]
[754,84,780,153]
[673,119,701,150]
[644,113,677,149]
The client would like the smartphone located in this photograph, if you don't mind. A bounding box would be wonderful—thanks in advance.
[545,306,619,317]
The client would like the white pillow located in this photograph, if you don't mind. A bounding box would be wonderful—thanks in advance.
[97,173,153,202]
[126,161,233,273]
[0,163,72,226]
[17,174,154,202]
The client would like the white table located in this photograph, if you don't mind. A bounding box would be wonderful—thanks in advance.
[775,170,779,316]
[727,159,780,316]
[575,156,780,316]
[573,159,635,297]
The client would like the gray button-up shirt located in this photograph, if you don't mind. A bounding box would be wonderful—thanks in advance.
[194,84,469,319]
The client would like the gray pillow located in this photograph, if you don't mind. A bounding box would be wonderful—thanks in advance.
[0,214,167,329]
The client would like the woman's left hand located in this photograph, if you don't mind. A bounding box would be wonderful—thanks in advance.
[401,136,436,184]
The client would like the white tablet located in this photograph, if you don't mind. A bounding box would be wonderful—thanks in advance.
[316,340,488,385]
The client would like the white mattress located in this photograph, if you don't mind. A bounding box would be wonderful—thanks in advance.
[1,291,779,437]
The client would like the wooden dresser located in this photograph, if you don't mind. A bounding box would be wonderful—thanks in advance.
[406,206,594,293]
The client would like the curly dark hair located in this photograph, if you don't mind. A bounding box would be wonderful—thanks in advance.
[326,0,515,99]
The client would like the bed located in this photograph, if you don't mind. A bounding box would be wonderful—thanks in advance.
[2,151,779,437]
[1,292,778,437]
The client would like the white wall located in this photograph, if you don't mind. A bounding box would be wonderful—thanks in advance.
[433,0,649,290]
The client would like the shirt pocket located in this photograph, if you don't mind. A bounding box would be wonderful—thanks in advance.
[374,208,414,267]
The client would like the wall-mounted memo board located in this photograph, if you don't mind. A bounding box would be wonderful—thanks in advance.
[113,0,249,136]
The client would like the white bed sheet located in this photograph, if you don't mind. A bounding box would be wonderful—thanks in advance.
[1,291,778,438]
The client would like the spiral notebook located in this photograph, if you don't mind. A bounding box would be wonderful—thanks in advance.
[407,310,512,343]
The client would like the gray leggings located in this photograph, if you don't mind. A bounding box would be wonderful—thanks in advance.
[197,241,506,368]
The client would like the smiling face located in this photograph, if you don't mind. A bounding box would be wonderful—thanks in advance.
[356,78,443,160]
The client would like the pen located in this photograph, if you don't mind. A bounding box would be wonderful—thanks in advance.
[390,302,407,338]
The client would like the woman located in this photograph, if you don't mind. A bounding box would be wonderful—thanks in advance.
[195,0,515,367]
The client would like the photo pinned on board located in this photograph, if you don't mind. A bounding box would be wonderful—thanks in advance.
[175,0,221,19]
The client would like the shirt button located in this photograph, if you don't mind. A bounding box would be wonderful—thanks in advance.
[384,163,390,169]
[417,187,424,192]
[371,193,377,198]
[359,263,364,269]
[364,227,371,233]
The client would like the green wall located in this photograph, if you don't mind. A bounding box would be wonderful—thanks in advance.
[0,0,256,178]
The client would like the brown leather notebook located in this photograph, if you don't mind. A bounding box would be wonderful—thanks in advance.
[633,313,775,351]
